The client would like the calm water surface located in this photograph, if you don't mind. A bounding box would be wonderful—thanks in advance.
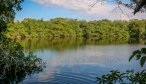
[19,38,146,84]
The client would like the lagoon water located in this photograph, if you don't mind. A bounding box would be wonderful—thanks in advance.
[19,38,146,84]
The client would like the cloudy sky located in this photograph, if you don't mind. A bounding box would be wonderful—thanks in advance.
[15,0,146,21]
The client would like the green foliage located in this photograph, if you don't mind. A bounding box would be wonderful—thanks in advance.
[97,70,146,84]
[6,18,146,41]
[128,20,145,39]
[129,48,146,67]
[0,0,23,32]
[7,18,146,41]
[98,47,146,84]
[0,35,44,84]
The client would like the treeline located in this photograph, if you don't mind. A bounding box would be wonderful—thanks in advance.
[5,18,146,40]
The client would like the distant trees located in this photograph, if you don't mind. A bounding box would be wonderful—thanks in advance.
[128,20,145,39]
[6,18,146,41]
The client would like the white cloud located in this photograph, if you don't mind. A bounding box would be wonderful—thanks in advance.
[32,0,146,20]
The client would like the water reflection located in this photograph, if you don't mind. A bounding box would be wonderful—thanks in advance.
[17,38,146,84]
[0,36,43,84]
[17,37,128,52]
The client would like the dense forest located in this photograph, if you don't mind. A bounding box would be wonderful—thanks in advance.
[5,18,146,41]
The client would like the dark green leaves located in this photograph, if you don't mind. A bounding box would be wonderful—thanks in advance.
[97,70,146,84]
[0,35,44,84]
[140,56,146,67]
[136,55,141,60]
[0,0,23,32]
[141,48,146,54]
[129,48,146,67]
[96,70,126,84]
[129,50,141,61]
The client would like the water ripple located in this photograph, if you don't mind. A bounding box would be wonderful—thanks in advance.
[43,72,97,84]
[22,72,97,84]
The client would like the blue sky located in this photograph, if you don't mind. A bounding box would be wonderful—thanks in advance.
[15,0,146,21]
[15,0,97,21]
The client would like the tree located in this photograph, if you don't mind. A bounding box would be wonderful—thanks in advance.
[132,0,146,14]
[115,0,146,14]
[0,0,23,32]
[93,0,146,15]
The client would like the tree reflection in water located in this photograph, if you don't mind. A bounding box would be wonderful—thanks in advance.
[0,35,44,84]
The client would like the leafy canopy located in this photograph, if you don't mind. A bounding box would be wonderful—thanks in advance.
[0,0,23,32]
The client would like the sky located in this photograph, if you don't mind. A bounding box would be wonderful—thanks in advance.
[15,0,146,21]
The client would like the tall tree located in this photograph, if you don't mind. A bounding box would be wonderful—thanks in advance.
[0,0,23,32]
